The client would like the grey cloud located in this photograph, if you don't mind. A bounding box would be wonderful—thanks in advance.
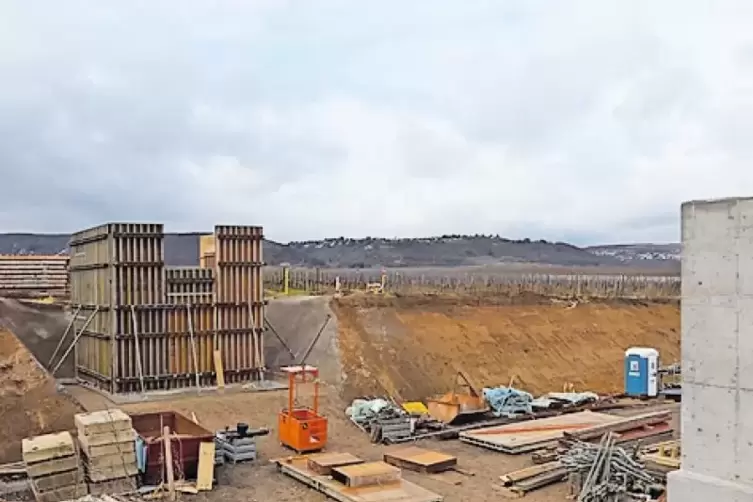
[1,1,753,243]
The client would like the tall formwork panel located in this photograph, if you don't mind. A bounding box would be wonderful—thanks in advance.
[213,225,265,383]
[164,266,216,387]
[69,223,166,394]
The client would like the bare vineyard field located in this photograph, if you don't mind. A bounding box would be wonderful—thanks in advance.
[264,264,681,299]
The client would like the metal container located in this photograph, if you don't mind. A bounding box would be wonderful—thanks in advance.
[130,411,214,485]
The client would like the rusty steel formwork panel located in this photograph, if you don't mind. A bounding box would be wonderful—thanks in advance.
[214,225,265,379]
[69,223,166,393]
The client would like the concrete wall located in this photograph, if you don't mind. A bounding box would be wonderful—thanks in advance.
[668,198,753,500]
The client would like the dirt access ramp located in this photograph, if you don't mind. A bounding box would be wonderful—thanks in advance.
[264,295,341,385]
[0,328,83,463]
[333,293,680,402]
[0,297,74,378]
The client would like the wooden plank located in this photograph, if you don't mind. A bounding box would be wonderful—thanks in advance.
[510,467,568,494]
[86,464,140,482]
[33,482,87,502]
[459,411,620,453]
[332,461,401,488]
[78,438,136,458]
[33,469,83,492]
[79,429,136,447]
[75,410,132,436]
[83,451,137,469]
[500,462,562,486]
[22,432,75,465]
[307,452,363,475]
[383,447,457,474]
[563,411,671,441]
[196,442,215,491]
[214,350,225,388]
[26,456,79,478]
[275,456,443,502]
[164,426,176,501]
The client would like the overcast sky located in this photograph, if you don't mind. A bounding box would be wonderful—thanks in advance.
[1,1,752,244]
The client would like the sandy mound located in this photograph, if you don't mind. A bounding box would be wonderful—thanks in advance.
[333,294,680,402]
[0,329,82,463]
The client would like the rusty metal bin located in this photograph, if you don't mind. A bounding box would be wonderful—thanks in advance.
[130,411,214,485]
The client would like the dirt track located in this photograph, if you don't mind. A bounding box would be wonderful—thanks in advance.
[334,294,680,401]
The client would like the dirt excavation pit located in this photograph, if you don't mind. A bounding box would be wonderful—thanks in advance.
[333,294,680,403]
[0,328,82,464]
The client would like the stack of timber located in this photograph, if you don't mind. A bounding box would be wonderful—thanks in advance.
[0,255,68,298]
[276,454,443,502]
[22,432,87,502]
[460,410,673,454]
[498,461,568,497]
[75,410,138,494]
[69,222,265,394]
[212,226,265,382]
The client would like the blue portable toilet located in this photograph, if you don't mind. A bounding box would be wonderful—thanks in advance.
[624,347,659,397]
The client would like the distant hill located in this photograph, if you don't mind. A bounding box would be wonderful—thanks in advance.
[0,233,679,271]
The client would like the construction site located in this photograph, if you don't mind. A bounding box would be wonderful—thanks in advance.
[0,200,747,502]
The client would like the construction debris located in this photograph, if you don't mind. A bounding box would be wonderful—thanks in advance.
[641,440,680,470]
[74,410,138,494]
[531,392,600,411]
[561,433,663,501]
[346,398,415,443]
[483,386,534,417]
[22,431,87,502]
[427,371,490,424]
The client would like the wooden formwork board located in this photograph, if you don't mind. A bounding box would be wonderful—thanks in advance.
[69,222,165,308]
[383,447,457,474]
[165,267,214,305]
[459,411,621,454]
[307,452,364,475]
[72,222,266,394]
[214,225,264,302]
[275,456,443,502]
[215,304,264,374]
[166,304,214,375]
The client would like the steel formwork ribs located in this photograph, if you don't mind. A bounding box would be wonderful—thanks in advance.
[68,223,265,394]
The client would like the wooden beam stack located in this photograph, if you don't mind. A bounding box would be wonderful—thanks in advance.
[75,410,138,494]
[22,431,87,502]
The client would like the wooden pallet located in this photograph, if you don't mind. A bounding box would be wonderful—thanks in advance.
[275,456,443,502]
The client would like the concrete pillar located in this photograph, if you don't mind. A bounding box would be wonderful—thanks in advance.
[667,197,753,501]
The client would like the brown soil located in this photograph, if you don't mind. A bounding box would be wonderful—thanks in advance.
[59,292,681,502]
[333,294,680,402]
[0,329,83,463]
[67,385,576,502]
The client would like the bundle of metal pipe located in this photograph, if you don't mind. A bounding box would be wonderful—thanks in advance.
[561,432,663,501]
